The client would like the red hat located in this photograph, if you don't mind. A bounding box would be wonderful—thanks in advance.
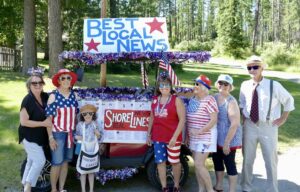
[195,75,211,90]
[52,69,77,87]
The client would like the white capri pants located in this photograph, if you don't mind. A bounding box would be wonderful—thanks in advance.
[22,139,46,187]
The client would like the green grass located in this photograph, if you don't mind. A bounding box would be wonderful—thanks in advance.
[0,63,299,191]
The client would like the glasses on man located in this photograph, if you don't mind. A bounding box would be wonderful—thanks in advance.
[82,112,95,117]
[59,76,72,81]
[159,83,171,89]
[31,81,44,86]
[247,65,260,70]
[218,81,229,86]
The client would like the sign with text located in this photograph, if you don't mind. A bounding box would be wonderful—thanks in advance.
[83,17,170,53]
[79,100,151,143]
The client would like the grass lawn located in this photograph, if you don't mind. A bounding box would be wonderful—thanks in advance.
[0,62,299,191]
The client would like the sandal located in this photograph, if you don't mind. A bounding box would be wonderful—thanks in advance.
[213,186,223,192]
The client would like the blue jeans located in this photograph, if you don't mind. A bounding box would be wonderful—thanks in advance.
[51,132,73,166]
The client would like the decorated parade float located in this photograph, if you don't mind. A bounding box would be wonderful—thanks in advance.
[22,17,211,191]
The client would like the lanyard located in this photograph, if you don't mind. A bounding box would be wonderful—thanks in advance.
[156,95,171,116]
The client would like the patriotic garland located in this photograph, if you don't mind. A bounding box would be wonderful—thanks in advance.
[74,87,193,102]
[95,168,138,185]
[59,51,211,65]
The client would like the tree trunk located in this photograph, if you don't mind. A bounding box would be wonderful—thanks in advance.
[48,0,63,77]
[22,0,36,75]
[44,33,49,60]
[252,0,260,52]
[100,0,107,87]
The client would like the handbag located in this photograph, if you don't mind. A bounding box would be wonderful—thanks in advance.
[76,123,100,174]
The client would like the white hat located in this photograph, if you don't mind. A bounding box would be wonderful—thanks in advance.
[216,74,233,85]
[246,55,264,65]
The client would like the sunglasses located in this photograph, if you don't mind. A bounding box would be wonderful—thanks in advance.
[194,83,201,86]
[218,81,229,86]
[247,65,260,70]
[159,83,170,89]
[31,81,44,86]
[59,76,72,81]
[82,112,95,117]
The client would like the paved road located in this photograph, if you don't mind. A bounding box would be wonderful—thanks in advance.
[209,57,300,84]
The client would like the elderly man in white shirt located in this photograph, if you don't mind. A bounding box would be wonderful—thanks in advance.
[239,55,295,192]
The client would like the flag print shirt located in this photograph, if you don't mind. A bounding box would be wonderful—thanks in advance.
[46,89,78,148]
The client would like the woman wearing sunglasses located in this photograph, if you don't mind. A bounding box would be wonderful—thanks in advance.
[147,72,186,192]
[45,69,78,192]
[186,74,218,192]
[19,73,52,192]
[212,74,242,192]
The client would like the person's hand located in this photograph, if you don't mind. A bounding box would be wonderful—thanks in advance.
[42,119,52,128]
[49,138,58,151]
[146,135,152,146]
[223,144,230,155]
[272,116,287,127]
[168,137,177,148]
[189,128,201,135]
[95,129,101,138]
[76,136,83,141]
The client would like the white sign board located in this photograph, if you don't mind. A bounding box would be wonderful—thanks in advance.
[83,17,170,53]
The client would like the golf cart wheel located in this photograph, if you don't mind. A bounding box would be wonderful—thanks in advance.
[146,156,189,189]
[20,159,52,192]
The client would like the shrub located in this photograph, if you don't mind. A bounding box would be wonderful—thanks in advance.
[261,43,298,67]
[174,40,214,51]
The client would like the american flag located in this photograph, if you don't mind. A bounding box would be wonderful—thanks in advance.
[141,62,149,88]
[159,52,181,86]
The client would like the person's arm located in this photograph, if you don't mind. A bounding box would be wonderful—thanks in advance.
[169,97,186,148]
[46,93,57,150]
[223,99,240,155]
[239,83,246,124]
[20,108,51,128]
[272,82,294,127]
[147,110,154,146]
[198,112,217,134]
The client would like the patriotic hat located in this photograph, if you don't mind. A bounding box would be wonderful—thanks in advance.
[195,75,211,90]
[80,104,97,114]
[52,69,77,87]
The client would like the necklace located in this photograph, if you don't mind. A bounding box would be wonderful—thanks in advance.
[156,95,171,116]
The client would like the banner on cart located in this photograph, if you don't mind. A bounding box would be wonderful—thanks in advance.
[83,17,170,53]
[79,100,151,143]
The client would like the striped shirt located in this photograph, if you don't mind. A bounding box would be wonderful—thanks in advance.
[186,95,218,144]
[46,90,78,148]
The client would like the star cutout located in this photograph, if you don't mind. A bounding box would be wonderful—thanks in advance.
[84,38,101,52]
[145,18,164,33]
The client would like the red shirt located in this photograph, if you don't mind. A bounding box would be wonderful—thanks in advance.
[151,95,182,143]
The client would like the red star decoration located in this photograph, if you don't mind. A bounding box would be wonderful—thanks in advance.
[84,38,101,51]
[145,18,165,33]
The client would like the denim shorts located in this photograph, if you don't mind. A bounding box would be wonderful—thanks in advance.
[51,132,74,166]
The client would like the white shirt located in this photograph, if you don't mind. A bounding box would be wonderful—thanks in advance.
[239,78,295,122]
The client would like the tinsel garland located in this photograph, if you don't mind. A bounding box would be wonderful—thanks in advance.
[74,87,193,102]
[59,51,211,65]
[95,168,138,185]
